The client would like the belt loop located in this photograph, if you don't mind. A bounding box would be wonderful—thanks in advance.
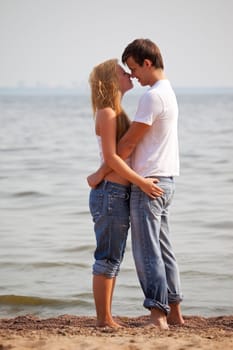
[103,180,108,190]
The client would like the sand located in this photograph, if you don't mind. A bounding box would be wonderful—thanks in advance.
[0,314,232,350]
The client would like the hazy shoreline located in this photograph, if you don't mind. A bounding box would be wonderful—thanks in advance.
[0,86,233,96]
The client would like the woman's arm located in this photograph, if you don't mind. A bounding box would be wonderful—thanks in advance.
[87,120,151,187]
[90,108,163,198]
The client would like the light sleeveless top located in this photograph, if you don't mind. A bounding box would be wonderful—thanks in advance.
[96,135,131,167]
[96,135,104,163]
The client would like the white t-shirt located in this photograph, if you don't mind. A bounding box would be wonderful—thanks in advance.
[131,79,180,177]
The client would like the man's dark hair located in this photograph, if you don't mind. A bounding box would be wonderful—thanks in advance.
[122,38,164,69]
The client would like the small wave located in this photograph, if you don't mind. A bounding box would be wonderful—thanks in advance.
[62,245,94,253]
[0,261,90,269]
[213,233,232,240]
[12,191,48,198]
[73,210,90,215]
[30,261,90,269]
[204,221,233,229]
[0,295,91,308]
[0,147,39,152]
[181,270,232,279]
[72,292,93,299]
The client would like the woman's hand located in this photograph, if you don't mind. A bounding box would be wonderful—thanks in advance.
[139,177,164,198]
[86,171,103,188]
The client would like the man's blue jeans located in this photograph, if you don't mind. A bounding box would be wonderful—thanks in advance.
[130,177,183,315]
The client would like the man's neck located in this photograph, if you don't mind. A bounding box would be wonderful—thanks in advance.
[149,69,166,86]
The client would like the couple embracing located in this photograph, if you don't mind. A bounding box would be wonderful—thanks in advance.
[87,38,184,330]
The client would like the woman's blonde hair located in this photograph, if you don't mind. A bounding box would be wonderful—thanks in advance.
[89,59,131,142]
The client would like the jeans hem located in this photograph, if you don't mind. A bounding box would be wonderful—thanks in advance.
[168,293,184,304]
[143,298,170,315]
[92,260,120,278]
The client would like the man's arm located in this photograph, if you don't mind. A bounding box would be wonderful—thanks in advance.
[87,122,150,188]
[117,121,150,158]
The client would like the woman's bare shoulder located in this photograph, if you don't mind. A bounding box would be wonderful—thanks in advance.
[96,107,116,118]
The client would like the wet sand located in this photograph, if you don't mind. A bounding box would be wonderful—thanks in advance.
[0,314,232,349]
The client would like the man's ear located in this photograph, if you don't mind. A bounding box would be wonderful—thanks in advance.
[144,59,153,68]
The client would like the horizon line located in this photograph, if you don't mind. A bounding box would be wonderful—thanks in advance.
[0,86,233,96]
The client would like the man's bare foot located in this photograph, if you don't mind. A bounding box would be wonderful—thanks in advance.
[167,303,185,326]
[148,308,169,330]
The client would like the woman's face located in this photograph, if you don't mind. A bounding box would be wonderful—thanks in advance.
[116,65,133,94]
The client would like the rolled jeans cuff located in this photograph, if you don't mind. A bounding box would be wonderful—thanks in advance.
[143,298,170,315]
[168,293,184,304]
[92,259,120,278]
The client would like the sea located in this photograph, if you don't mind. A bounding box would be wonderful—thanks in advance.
[0,90,233,319]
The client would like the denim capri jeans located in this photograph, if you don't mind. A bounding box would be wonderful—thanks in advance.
[89,180,130,278]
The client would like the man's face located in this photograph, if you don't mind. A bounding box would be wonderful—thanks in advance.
[116,64,133,94]
[126,56,149,86]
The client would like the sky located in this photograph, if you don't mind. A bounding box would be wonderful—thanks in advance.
[0,0,233,90]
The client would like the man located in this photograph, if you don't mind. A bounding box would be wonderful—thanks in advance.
[87,38,184,329]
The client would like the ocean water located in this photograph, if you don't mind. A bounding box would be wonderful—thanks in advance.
[0,92,233,319]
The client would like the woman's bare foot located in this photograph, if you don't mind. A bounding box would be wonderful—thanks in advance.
[148,308,169,330]
[96,318,123,328]
[167,303,185,326]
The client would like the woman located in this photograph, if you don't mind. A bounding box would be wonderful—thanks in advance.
[88,59,162,328]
